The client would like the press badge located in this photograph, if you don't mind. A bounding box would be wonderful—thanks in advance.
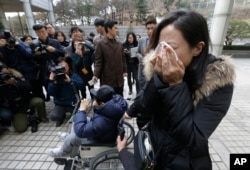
[82,68,88,75]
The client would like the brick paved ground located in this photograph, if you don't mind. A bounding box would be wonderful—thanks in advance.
[0,57,249,170]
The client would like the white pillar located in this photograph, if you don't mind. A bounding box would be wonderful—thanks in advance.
[48,0,56,26]
[0,5,9,30]
[210,0,234,56]
[23,0,36,37]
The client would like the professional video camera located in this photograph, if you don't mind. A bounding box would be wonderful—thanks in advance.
[3,31,16,49]
[49,65,66,81]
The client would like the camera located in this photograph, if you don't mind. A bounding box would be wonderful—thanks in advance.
[49,65,66,81]
[4,31,16,49]
[0,72,13,87]
[37,43,47,54]
[0,72,12,82]
[76,43,83,50]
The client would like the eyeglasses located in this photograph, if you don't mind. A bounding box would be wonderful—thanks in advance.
[155,42,179,61]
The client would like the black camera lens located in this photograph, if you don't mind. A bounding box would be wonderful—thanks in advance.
[0,72,12,81]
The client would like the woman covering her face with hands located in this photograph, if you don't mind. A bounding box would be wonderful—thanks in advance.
[120,9,235,170]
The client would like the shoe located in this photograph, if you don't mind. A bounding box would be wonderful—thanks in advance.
[47,147,69,158]
[39,117,49,123]
[45,95,50,102]
[29,115,39,133]
[56,120,63,127]
[56,115,66,127]
[57,131,68,141]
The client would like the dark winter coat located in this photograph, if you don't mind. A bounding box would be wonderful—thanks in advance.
[0,42,37,81]
[94,36,127,87]
[47,72,83,107]
[74,94,127,143]
[30,37,65,81]
[0,69,32,112]
[127,50,235,170]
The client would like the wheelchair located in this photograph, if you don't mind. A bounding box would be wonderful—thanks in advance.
[55,120,135,170]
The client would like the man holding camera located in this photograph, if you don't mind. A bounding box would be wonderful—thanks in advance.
[0,61,48,133]
[0,31,37,85]
[48,57,83,127]
[31,24,65,101]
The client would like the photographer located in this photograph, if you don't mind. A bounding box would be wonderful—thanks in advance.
[0,61,48,133]
[70,36,94,99]
[48,57,83,127]
[0,31,37,82]
[0,32,43,101]
[31,24,65,101]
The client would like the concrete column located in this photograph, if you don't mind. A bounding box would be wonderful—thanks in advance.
[209,0,234,56]
[23,0,36,37]
[48,0,56,26]
[0,5,9,30]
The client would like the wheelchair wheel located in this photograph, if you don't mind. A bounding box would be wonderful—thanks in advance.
[90,149,123,170]
[123,121,135,146]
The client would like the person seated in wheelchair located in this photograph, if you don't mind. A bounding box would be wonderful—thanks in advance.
[47,85,128,158]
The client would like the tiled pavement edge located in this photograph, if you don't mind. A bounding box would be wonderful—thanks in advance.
[0,58,250,170]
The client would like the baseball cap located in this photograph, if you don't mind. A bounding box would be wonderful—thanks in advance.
[90,85,115,103]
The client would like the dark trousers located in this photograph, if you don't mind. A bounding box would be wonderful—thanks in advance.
[113,86,124,97]
[127,63,139,93]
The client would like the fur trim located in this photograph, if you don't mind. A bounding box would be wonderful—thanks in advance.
[143,52,235,107]
[143,50,156,81]
[193,56,235,106]
[8,68,24,79]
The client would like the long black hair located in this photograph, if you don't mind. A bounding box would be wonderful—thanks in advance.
[148,9,211,93]
[124,32,138,47]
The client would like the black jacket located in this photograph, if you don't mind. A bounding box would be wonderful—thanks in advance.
[119,148,137,170]
[127,52,235,170]
[30,37,65,81]
[0,69,32,112]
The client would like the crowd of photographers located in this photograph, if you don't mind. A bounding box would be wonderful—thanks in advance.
[0,23,95,133]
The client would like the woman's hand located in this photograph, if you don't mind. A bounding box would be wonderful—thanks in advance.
[64,74,71,83]
[123,112,132,119]
[49,72,55,81]
[150,47,185,85]
[75,48,83,56]
[117,136,128,152]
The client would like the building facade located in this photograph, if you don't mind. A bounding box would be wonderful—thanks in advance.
[0,0,55,36]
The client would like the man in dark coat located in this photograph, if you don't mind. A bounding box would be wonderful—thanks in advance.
[93,20,127,96]
[31,24,65,101]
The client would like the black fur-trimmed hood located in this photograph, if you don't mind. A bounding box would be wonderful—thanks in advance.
[142,50,236,107]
